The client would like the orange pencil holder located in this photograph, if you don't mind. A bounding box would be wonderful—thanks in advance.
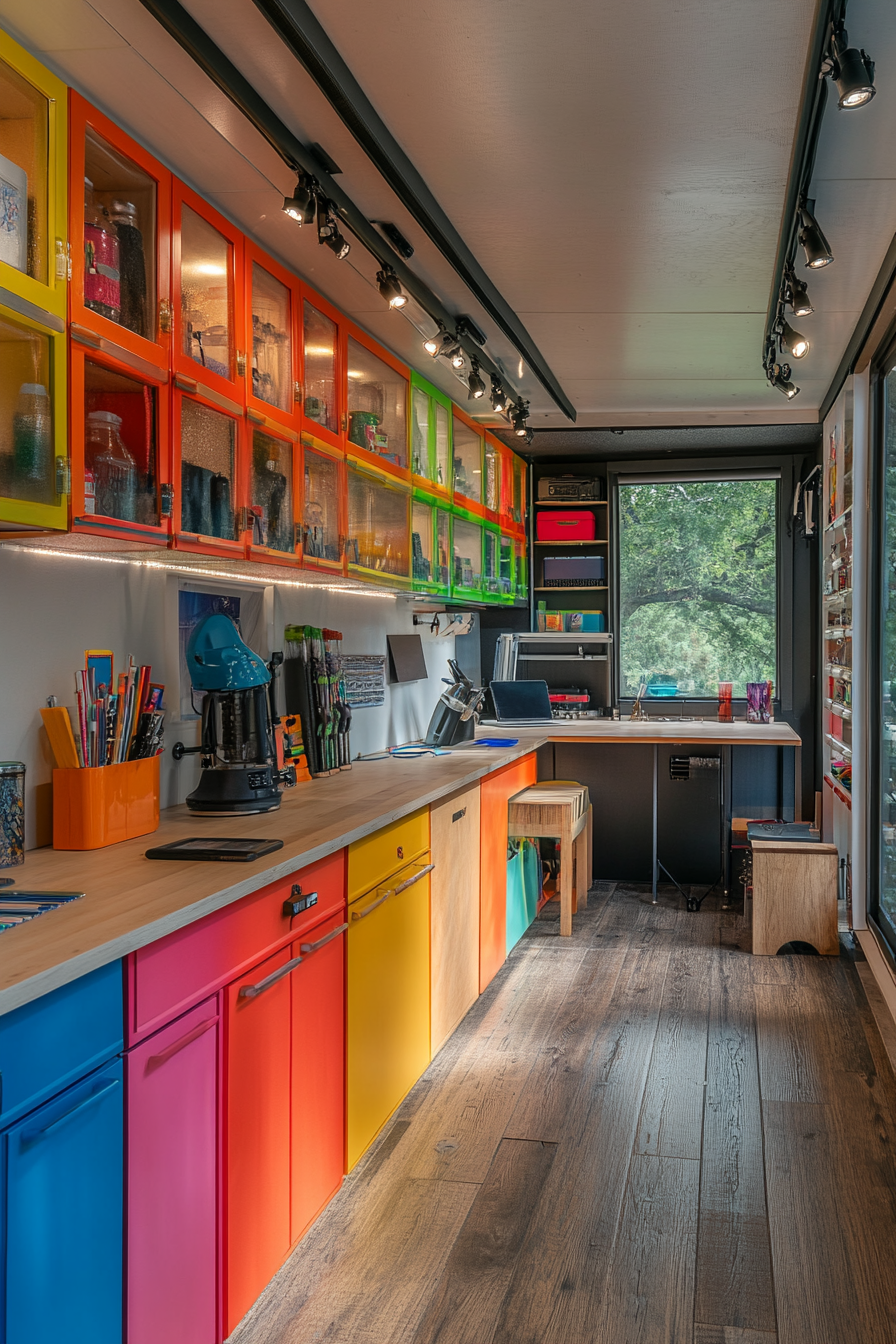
[53,756,161,850]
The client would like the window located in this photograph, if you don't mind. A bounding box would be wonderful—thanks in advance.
[617,475,777,698]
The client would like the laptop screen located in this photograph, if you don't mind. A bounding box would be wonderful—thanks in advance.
[490,680,553,721]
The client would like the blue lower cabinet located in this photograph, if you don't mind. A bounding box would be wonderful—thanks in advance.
[506,839,542,953]
[4,1058,124,1344]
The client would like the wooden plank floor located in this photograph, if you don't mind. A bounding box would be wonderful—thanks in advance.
[230,884,896,1344]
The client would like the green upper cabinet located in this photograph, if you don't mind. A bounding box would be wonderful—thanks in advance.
[411,489,450,596]
[410,370,452,501]
[0,33,68,324]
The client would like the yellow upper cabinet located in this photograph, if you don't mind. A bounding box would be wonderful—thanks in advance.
[0,31,68,324]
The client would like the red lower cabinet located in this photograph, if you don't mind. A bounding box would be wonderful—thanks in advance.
[126,997,220,1344]
[225,947,293,1337]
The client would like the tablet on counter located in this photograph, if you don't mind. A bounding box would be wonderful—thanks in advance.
[145,838,285,862]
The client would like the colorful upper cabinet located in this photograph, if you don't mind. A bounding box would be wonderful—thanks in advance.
[344,323,409,479]
[0,33,67,323]
[346,459,410,588]
[410,371,451,500]
[411,490,450,596]
[245,243,300,432]
[0,302,67,531]
[70,93,171,369]
[451,407,484,514]
[302,290,342,452]
[247,421,300,563]
[173,183,245,406]
[302,432,345,574]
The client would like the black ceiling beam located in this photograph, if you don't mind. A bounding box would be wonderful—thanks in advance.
[138,0,519,400]
[251,0,576,423]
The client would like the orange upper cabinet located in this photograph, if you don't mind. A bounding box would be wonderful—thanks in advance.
[245,243,300,432]
[499,443,527,533]
[69,93,171,370]
[172,183,244,406]
[343,322,409,480]
[173,382,247,557]
[247,421,301,565]
[301,289,343,453]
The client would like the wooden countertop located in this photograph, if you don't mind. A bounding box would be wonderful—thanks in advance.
[0,717,801,1015]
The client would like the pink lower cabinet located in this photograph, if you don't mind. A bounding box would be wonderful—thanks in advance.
[126,997,221,1344]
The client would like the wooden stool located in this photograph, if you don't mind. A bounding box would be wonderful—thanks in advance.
[751,839,840,955]
[508,782,592,936]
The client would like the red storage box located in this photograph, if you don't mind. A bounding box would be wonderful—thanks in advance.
[536,510,596,541]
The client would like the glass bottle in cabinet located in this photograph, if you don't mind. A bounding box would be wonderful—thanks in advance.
[303,300,338,440]
[0,309,67,529]
[178,198,236,388]
[249,260,293,417]
[0,36,67,320]
[346,465,410,583]
[303,439,343,569]
[82,360,160,527]
[250,428,295,554]
[484,528,499,596]
[452,515,483,596]
[179,398,237,541]
[452,414,482,505]
[346,336,407,471]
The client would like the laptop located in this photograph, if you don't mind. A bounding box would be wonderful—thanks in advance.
[483,680,555,726]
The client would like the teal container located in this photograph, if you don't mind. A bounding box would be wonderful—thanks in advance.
[506,838,542,953]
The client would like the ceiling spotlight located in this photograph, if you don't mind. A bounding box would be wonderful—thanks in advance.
[524,426,534,445]
[490,377,508,413]
[785,271,813,317]
[798,201,833,269]
[767,359,800,399]
[317,202,350,259]
[829,24,876,109]
[282,174,316,225]
[423,323,451,357]
[376,266,407,308]
[780,320,809,360]
[446,344,465,369]
[467,360,486,400]
[455,315,488,348]
[510,397,530,437]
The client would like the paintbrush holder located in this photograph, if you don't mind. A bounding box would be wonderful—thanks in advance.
[52,756,160,850]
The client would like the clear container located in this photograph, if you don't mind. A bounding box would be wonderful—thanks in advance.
[250,428,294,552]
[0,762,25,868]
[12,381,52,503]
[108,199,147,336]
[85,408,138,522]
[84,176,120,323]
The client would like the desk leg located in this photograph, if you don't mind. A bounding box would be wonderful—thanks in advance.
[794,743,802,822]
[652,744,659,905]
[560,819,574,936]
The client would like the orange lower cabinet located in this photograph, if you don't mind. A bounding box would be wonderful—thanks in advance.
[225,947,292,1336]
[479,754,537,992]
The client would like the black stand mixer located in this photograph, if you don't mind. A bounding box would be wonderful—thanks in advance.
[423,659,484,747]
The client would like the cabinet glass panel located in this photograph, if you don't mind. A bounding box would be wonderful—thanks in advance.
[303,301,337,435]
[347,467,409,578]
[180,205,233,380]
[251,429,293,553]
[180,399,236,539]
[0,317,54,504]
[84,128,156,340]
[513,457,525,525]
[346,337,407,469]
[84,360,159,525]
[412,498,434,584]
[452,415,482,503]
[435,402,450,491]
[411,387,430,479]
[436,508,450,587]
[485,442,499,513]
[452,516,482,592]
[303,446,341,564]
[484,529,499,594]
[499,533,514,597]
[515,537,528,598]
[251,263,291,413]
[0,56,48,284]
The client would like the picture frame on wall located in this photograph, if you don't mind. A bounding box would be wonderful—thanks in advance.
[0,151,27,272]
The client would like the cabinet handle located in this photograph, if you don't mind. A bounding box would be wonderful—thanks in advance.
[351,863,434,921]
[300,921,348,955]
[22,1077,120,1144]
[174,373,199,394]
[147,1014,218,1067]
[70,322,101,349]
[239,954,303,999]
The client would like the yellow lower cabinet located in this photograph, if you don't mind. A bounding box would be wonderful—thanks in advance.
[430,783,481,1055]
[347,806,429,901]
[346,852,432,1169]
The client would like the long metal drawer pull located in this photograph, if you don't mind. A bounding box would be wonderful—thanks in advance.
[24,1077,120,1142]
[148,1014,219,1067]
[300,922,348,955]
[239,955,303,998]
[351,863,435,921]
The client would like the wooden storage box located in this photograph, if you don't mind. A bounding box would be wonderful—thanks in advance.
[52,756,160,850]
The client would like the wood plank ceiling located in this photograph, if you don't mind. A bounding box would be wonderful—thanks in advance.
[1,0,895,428]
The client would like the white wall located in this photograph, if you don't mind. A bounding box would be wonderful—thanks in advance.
[0,546,454,849]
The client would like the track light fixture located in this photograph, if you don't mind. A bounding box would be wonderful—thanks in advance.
[467,359,486,400]
[766,355,800,399]
[445,344,465,369]
[455,315,488,348]
[282,174,316,225]
[423,324,452,357]
[317,201,350,259]
[798,200,834,269]
[510,398,530,437]
[784,269,813,317]
[376,266,407,308]
[827,23,876,109]
[490,377,509,413]
[778,317,809,360]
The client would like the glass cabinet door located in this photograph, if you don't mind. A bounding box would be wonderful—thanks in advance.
[499,533,514,600]
[412,497,435,586]
[436,508,451,589]
[346,335,408,473]
[0,308,67,529]
[303,298,339,444]
[411,386,430,479]
[484,528,499,596]
[514,456,526,527]
[0,35,67,320]
[452,516,483,596]
[435,402,451,493]
[514,537,528,600]
[485,440,500,516]
[177,396,239,544]
[452,414,483,505]
[175,189,242,399]
[249,427,296,556]
[346,464,410,585]
[248,256,295,425]
[302,439,343,571]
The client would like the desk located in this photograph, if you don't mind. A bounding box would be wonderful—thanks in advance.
[486,720,803,903]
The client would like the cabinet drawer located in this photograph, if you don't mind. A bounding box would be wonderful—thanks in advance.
[129,849,345,1043]
[348,807,429,900]
[0,960,123,1129]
